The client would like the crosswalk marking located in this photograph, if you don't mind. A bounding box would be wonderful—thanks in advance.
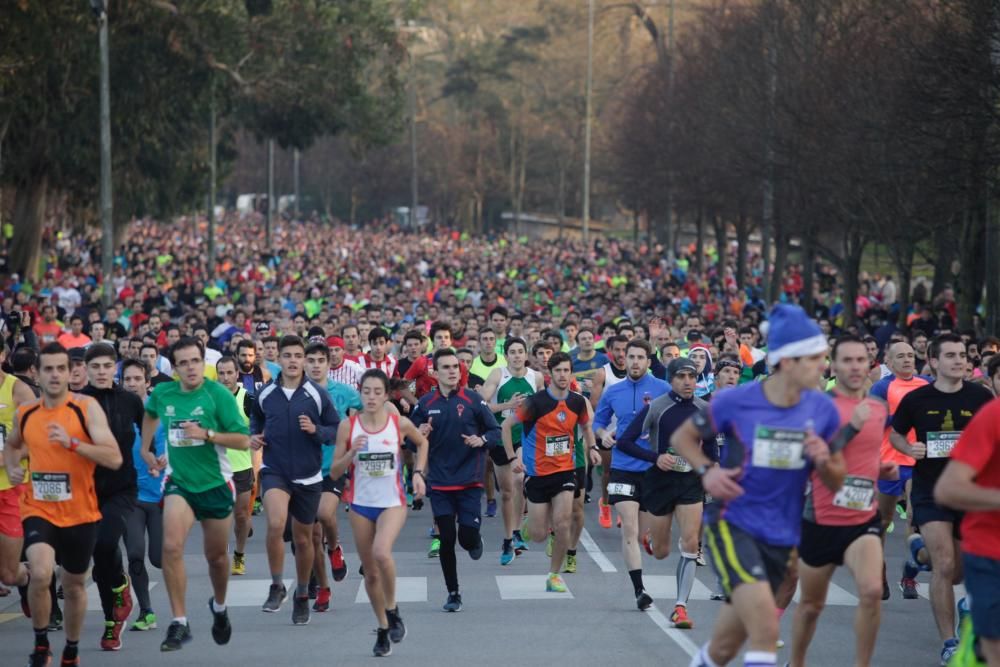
[218,578,292,608]
[916,582,966,601]
[86,582,158,612]
[579,528,617,573]
[793,581,858,607]
[643,575,714,601]
[355,577,427,603]
[495,575,574,600]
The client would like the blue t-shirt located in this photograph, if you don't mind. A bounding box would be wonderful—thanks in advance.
[133,423,167,503]
[321,379,363,473]
[593,375,670,472]
[706,382,840,547]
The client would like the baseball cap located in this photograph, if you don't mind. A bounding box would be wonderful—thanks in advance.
[666,357,697,380]
[68,347,87,363]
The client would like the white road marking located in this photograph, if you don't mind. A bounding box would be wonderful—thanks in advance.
[646,604,699,658]
[793,580,858,606]
[86,582,157,611]
[356,577,427,603]
[579,528,617,573]
[216,578,292,608]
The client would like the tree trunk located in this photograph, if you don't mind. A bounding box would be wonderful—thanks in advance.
[712,212,726,279]
[556,159,566,240]
[802,236,815,315]
[930,223,955,302]
[841,230,866,328]
[769,219,788,305]
[695,207,705,275]
[735,212,749,292]
[9,173,49,279]
[894,247,914,330]
[957,197,987,331]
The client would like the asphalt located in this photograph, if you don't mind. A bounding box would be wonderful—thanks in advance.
[0,489,952,667]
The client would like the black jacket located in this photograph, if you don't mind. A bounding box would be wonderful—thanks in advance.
[80,384,143,501]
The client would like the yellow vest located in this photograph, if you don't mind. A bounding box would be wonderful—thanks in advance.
[0,373,25,491]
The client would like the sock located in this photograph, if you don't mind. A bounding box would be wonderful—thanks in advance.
[295,584,308,597]
[902,560,919,580]
[688,643,720,667]
[271,574,283,586]
[743,650,777,666]
[567,549,577,556]
[34,628,49,650]
[234,551,244,558]
[513,529,523,541]
[676,552,698,606]
[62,640,79,661]
[212,599,226,613]
[173,616,187,625]
[503,538,512,550]
[628,569,644,596]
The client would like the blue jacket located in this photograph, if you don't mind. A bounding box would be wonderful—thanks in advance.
[251,374,341,482]
[410,387,501,489]
[593,374,670,472]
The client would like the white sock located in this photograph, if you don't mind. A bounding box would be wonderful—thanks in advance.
[173,616,187,625]
[744,650,777,666]
[212,599,226,613]
[688,644,720,667]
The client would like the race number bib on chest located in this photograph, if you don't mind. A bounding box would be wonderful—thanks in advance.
[752,426,806,470]
[545,434,571,457]
[833,476,875,511]
[926,431,960,459]
[32,472,71,502]
[358,452,395,477]
[169,420,205,448]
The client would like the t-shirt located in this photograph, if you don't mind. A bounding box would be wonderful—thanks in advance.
[493,367,539,445]
[951,398,1000,560]
[571,350,608,396]
[145,380,250,493]
[870,374,931,467]
[804,391,886,526]
[892,382,994,493]
[519,389,590,477]
[701,382,841,547]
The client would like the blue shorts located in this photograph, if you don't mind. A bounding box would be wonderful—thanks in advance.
[963,553,1000,639]
[877,464,912,496]
[428,487,482,529]
[351,504,387,523]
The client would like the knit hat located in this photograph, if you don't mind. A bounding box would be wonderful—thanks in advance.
[666,357,698,381]
[766,304,827,365]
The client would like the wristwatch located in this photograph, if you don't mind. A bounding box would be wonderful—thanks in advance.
[69,437,81,452]
[206,429,216,443]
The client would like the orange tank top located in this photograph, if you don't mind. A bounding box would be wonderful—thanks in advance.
[18,395,101,527]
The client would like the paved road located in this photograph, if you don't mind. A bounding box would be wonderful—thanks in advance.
[0,494,952,667]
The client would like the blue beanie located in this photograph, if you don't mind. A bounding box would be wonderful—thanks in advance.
[766,304,828,365]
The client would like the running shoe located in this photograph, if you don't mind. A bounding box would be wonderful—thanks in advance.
[100,620,124,651]
[899,577,919,600]
[313,587,331,612]
[546,574,568,593]
[670,604,693,629]
[292,595,311,625]
[406,492,414,507]
[908,534,933,572]
[308,574,319,600]
[563,554,577,574]
[956,597,970,635]
[59,656,79,667]
[485,499,497,517]
[412,498,424,511]
[428,537,441,559]
[512,532,529,554]
[130,610,157,631]
[373,627,392,657]
[208,597,232,645]
[710,591,726,601]
[696,550,706,567]
[252,499,263,515]
[28,648,51,667]
[500,542,515,566]
[160,621,191,652]
[110,576,133,623]
[469,535,485,561]
[262,584,287,613]
[386,607,406,643]
[896,501,908,520]
[442,592,463,612]
[330,544,348,581]
[231,552,246,576]
[546,533,554,557]
[940,637,959,666]
[598,499,612,529]
[636,590,653,611]
[642,532,653,556]
[48,604,63,631]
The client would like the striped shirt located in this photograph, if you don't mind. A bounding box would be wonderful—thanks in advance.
[329,359,364,389]
[358,353,399,378]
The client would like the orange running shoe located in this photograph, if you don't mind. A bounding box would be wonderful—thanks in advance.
[670,604,693,629]
[598,499,612,529]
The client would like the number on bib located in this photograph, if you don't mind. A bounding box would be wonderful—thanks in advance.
[32,472,71,502]
[169,420,205,448]
[545,434,571,457]
[607,482,635,497]
[926,431,960,459]
[358,452,394,477]
[668,450,693,473]
[752,426,806,470]
[832,476,875,511]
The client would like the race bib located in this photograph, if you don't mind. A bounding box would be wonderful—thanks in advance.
[169,420,205,448]
[32,472,71,502]
[545,434,571,457]
[926,431,960,459]
[668,450,693,473]
[752,426,806,470]
[607,482,635,497]
[833,476,875,511]
[358,452,394,477]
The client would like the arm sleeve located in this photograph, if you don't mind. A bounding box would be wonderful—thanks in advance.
[616,405,657,463]
[409,401,426,428]
[404,356,425,381]
[649,355,667,381]
[891,393,916,436]
[313,392,341,444]
[477,398,502,447]
[250,392,265,435]
[950,402,999,472]
[592,391,613,433]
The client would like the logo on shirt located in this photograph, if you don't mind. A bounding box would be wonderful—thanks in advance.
[165,406,176,416]
[191,406,205,417]
[428,410,441,415]
[456,404,465,418]
[643,393,652,405]
[557,411,567,423]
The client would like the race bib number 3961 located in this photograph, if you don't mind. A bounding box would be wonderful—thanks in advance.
[752,426,806,470]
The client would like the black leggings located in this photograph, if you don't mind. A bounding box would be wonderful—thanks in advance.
[93,494,134,621]
[436,516,480,594]
[124,500,163,612]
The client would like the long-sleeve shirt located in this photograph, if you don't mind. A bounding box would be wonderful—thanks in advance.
[593,374,670,472]
[616,391,715,463]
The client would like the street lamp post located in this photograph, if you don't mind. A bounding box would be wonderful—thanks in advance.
[90,0,113,307]
[582,0,595,245]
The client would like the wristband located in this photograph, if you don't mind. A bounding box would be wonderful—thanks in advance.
[413,470,425,479]
[70,437,81,452]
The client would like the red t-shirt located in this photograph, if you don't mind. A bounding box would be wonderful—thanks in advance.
[951,398,1000,560]
[403,354,469,398]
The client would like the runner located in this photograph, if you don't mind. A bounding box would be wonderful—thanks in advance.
[80,343,145,651]
[304,340,359,611]
[790,335,896,667]
[120,358,164,633]
[140,336,252,651]
[478,337,542,565]
[236,339,270,395]
[934,394,1000,667]
[506,351,595,592]
[359,328,399,377]
[330,369,428,656]
[672,304,845,667]
[889,333,993,664]
[870,340,930,600]
[213,357,255,577]
[3,343,122,667]
[592,338,669,609]
[409,348,501,612]
[0,344,36,598]
[616,357,712,628]
[327,336,364,388]
[590,334,629,530]
[468,328,506,389]
[250,335,341,625]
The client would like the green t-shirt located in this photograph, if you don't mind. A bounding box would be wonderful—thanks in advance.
[146,380,250,492]
[494,368,538,445]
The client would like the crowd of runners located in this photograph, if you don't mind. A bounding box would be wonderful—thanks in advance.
[0,217,998,666]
